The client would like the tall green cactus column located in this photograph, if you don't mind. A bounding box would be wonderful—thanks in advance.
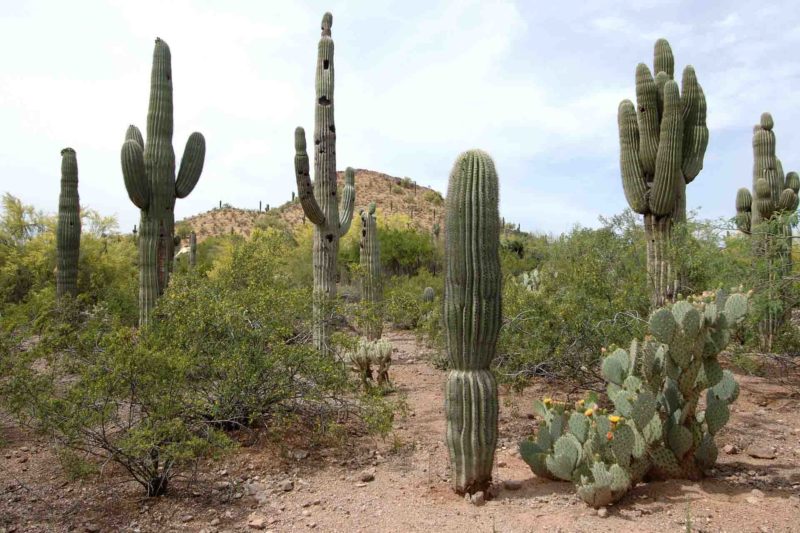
[56,148,80,299]
[734,113,799,349]
[293,13,355,357]
[359,202,383,339]
[617,39,708,307]
[121,38,206,326]
[189,231,197,268]
[444,150,502,495]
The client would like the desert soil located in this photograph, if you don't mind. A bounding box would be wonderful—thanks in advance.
[2,330,799,532]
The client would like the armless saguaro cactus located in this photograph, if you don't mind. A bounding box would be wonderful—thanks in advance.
[359,202,382,339]
[121,38,206,326]
[189,231,197,268]
[618,38,708,307]
[293,12,355,356]
[444,150,501,495]
[56,148,80,299]
[734,113,799,349]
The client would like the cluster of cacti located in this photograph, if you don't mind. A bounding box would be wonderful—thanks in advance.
[293,13,355,357]
[121,37,206,326]
[422,286,435,302]
[520,290,748,507]
[188,231,197,268]
[56,148,80,299]
[444,150,502,495]
[359,203,383,339]
[734,113,799,349]
[618,38,708,307]
[345,337,393,390]
[518,269,542,293]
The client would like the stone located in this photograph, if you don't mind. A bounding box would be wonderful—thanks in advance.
[280,479,294,492]
[497,461,507,468]
[292,449,310,460]
[209,518,220,526]
[746,445,777,460]
[597,507,609,518]
[470,491,485,506]
[248,513,267,530]
[750,488,765,498]
[181,515,193,523]
[359,468,375,482]
[503,479,522,491]
[723,444,738,455]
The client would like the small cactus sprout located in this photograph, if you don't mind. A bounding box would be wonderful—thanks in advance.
[293,13,355,357]
[121,38,206,326]
[422,286,435,302]
[56,148,80,299]
[444,150,502,495]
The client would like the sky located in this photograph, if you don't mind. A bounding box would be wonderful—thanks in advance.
[1,0,799,235]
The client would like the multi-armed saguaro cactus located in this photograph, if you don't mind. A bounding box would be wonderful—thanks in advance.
[618,38,708,307]
[121,38,205,326]
[444,150,502,495]
[359,202,382,339]
[56,148,80,299]
[734,113,799,348]
[189,231,197,268]
[293,12,355,357]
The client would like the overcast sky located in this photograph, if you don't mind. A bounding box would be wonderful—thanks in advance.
[1,0,798,235]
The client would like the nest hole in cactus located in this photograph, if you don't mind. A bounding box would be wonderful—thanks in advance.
[326,234,333,243]
[329,125,335,133]
[323,59,329,69]
[318,96,331,106]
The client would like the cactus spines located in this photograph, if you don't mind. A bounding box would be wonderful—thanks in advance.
[121,38,206,326]
[293,13,355,357]
[617,39,708,307]
[359,202,382,339]
[56,148,80,299]
[444,150,501,494]
[189,231,197,268]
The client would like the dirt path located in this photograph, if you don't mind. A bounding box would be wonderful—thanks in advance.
[2,330,800,532]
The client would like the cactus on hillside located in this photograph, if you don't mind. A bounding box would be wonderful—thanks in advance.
[189,231,197,268]
[733,113,799,349]
[121,38,206,326]
[293,13,356,357]
[520,290,748,507]
[618,38,708,307]
[359,202,383,339]
[56,148,80,299]
[444,150,502,495]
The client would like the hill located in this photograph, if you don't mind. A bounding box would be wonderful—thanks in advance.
[178,169,444,243]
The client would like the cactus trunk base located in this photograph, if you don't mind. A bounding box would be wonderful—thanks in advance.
[445,369,498,494]
[644,214,677,308]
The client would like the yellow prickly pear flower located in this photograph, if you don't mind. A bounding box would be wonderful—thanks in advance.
[543,397,552,406]
[577,399,585,407]
[608,415,621,424]
[584,408,594,417]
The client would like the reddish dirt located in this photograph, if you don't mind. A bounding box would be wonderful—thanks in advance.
[2,330,799,532]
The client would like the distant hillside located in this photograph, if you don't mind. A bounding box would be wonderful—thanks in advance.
[179,169,444,243]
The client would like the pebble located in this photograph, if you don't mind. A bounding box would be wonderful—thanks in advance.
[359,468,376,482]
[723,444,738,454]
[209,518,220,526]
[746,445,777,460]
[497,461,507,467]
[503,479,522,491]
[597,507,608,518]
[181,515,193,523]
[248,513,267,530]
[470,491,486,506]
[280,479,294,492]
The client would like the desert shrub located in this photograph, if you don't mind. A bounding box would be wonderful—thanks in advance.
[384,269,440,330]
[423,190,443,206]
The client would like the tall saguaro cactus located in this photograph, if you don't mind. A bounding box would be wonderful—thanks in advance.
[293,12,356,356]
[734,113,799,348]
[189,231,197,268]
[56,148,80,299]
[444,150,502,495]
[359,202,383,339]
[617,38,708,307]
[121,38,206,326]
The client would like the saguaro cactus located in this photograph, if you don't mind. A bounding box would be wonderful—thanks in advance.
[444,150,502,494]
[56,148,80,299]
[359,202,382,339]
[189,231,197,268]
[121,38,206,326]
[617,38,708,307]
[734,113,799,348]
[293,12,355,356]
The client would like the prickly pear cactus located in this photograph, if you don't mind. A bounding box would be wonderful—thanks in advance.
[359,203,382,339]
[121,38,206,326]
[617,39,708,307]
[520,290,748,507]
[519,269,542,293]
[444,150,502,495]
[293,13,356,357]
[56,148,80,299]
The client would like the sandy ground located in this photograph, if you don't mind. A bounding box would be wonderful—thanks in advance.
[2,329,799,532]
